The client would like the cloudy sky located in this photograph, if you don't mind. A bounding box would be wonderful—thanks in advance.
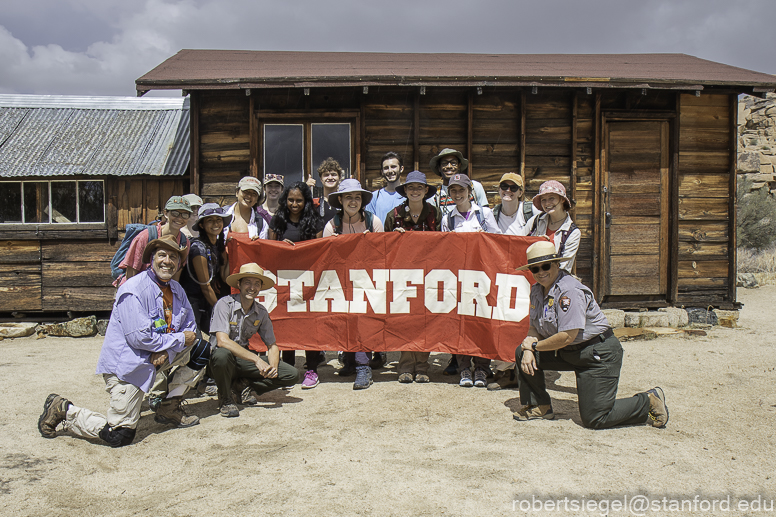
[1,0,774,97]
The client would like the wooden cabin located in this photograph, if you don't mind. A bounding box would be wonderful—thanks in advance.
[0,95,190,313]
[136,50,776,310]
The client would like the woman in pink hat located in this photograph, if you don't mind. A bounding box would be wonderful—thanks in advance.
[523,180,580,273]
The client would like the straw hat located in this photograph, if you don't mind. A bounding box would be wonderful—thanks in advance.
[226,263,275,290]
[142,234,189,265]
[515,241,570,271]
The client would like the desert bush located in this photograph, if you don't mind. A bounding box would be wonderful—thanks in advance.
[737,176,776,250]
[738,244,776,273]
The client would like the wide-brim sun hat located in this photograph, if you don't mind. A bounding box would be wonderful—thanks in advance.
[193,203,233,233]
[532,180,573,212]
[428,148,469,176]
[226,263,276,290]
[328,178,373,209]
[142,234,189,265]
[515,240,570,271]
[395,170,436,200]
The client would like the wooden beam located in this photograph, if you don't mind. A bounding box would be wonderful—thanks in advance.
[189,92,200,196]
[669,94,681,304]
[519,91,526,184]
[728,93,738,304]
[356,103,363,181]
[593,93,602,297]
[571,92,578,217]
[249,95,258,178]
[467,90,474,176]
[414,92,420,171]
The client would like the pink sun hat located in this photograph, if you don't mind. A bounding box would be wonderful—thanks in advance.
[532,180,573,212]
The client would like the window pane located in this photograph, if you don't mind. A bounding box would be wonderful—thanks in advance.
[264,125,304,185]
[23,182,49,223]
[51,182,76,223]
[0,183,22,223]
[79,181,105,222]
[312,123,351,189]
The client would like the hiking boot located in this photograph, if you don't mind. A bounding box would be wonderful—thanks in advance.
[301,370,319,389]
[646,387,669,428]
[487,370,518,391]
[513,405,555,421]
[473,368,488,388]
[38,394,71,438]
[354,365,373,390]
[459,368,474,387]
[218,398,240,418]
[414,373,430,383]
[154,397,200,427]
[149,396,162,412]
[398,372,413,383]
[369,352,387,369]
[443,355,459,375]
[231,379,258,406]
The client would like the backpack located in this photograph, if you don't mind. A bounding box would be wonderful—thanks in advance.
[528,214,578,257]
[332,211,375,235]
[446,208,485,232]
[110,223,188,280]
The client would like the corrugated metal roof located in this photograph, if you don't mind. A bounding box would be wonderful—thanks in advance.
[137,51,776,91]
[0,94,190,178]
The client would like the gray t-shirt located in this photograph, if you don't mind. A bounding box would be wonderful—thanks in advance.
[529,271,609,345]
[209,294,276,350]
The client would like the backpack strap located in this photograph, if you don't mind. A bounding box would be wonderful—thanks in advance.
[364,211,374,232]
[528,213,542,236]
[493,204,502,223]
[557,222,579,257]
[333,213,343,235]
[522,200,534,224]
[474,208,485,230]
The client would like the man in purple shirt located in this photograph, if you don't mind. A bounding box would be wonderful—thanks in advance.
[38,235,202,447]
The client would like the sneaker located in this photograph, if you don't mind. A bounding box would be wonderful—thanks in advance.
[646,387,669,428]
[154,397,200,427]
[354,365,373,390]
[487,370,518,391]
[414,373,430,383]
[513,405,555,421]
[398,372,413,383]
[473,368,488,388]
[218,398,240,418]
[301,370,319,389]
[231,379,258,406]
[459,368,474,387]
[149,396,162,412]
[338,363,356,377]
[38,394,71,438]
[204,385,218,397]
[443,355,459,375]
[369,352,387,369]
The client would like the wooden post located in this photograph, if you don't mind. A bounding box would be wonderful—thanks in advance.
[414,92,420,171]
[467,90,474,176]
[670,93,681,305]
[189,92,200,196]
[249,95,258,178]
[519,91,526,186]
[593,93,602,297]
[571,92,578,218]
[728,93,738,305]
[356,100,364,181]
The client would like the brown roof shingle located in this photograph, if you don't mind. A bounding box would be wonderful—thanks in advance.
[137,50,776,91]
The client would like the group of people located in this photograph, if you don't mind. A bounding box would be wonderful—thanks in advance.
[37,147,669,448]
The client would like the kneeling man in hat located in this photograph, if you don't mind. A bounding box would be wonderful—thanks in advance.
[209,263,299,417]
[38,235,202,447]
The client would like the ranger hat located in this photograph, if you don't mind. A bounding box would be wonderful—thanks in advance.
[429,148,469,176]
[515,240,570,271]
[226,263,275,290]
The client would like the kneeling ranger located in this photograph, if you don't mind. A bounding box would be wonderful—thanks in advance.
[513,241,669,429]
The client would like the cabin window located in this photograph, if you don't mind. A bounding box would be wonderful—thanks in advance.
[262,122,352,188]
[0,180,104,224]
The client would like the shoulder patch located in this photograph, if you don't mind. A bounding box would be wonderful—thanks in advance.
[559,296,571,312]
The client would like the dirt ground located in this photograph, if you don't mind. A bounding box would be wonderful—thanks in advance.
[2,287,775,517]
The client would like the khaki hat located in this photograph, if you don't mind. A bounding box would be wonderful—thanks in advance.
[499,172,524,188]
[515,241,570,271]
[429,148,469,176]
[226,263,275,290]
[327,178,373,209]
[237,176,262,195]
[165,196,193,213]
[182,194,204,207]
[142,234,189,265]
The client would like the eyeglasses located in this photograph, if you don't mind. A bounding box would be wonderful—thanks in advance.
[528,263,553,274]
[499,183,521,192]
[168,210,191,220]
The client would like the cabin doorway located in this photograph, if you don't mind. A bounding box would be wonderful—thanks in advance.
[600,119,670,303]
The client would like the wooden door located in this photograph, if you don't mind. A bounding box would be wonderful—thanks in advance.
[602,120,670,300]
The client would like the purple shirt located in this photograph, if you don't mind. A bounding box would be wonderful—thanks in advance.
[96,269,196,392]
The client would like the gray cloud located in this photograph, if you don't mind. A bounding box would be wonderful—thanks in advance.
[0,0,773,96]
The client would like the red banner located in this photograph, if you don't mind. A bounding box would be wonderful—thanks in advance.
[227,233,541,362]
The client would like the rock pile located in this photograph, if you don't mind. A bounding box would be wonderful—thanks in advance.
[738,93,776,193]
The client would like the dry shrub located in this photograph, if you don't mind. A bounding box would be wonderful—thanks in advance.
[737,176,776,250]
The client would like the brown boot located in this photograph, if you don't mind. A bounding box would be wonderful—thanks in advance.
[646,387,669,428]
[513,404,555,421]
[38,394,71,438]
[154,397,200,428]
[231,379,258,406]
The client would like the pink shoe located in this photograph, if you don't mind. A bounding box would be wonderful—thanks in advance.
[301,370,319,389]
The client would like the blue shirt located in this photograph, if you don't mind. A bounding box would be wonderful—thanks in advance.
[96,269,196,392]
[366,188,404,223]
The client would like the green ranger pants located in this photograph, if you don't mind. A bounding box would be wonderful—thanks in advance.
[515,335,649,429]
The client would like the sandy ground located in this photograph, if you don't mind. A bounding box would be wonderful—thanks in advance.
[1,287,775,517]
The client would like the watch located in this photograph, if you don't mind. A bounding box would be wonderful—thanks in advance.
[531,342,538,353]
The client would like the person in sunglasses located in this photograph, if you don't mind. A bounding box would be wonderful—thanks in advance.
[493,173,540,235]
[118,196,193,286]
[512,240,669,429]
[522,180,580,273]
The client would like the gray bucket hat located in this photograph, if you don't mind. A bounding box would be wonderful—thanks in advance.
[328,179,373,209]
[193,203,233,233]
[429,148,469,176]
[395,171,436,200]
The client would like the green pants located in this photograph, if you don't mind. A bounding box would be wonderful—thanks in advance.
[209,347,300,402]
[515,335,649,429]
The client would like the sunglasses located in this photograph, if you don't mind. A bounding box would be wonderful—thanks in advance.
[529,263,553,274]
[499,183,521,192]
[168,210,191,220]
